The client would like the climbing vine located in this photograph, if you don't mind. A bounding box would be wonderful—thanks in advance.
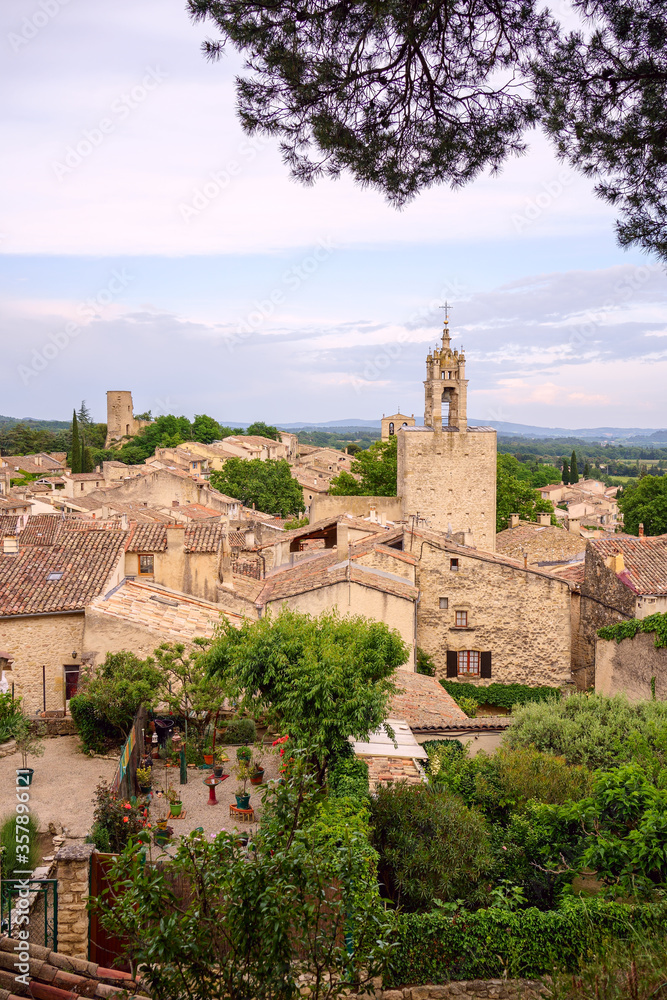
[598,612,667,649]
[440,680,561,712]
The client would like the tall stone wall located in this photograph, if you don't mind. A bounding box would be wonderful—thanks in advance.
[0,613,84,714]
[55,844,94,958]
[596,631,667,701]
[579,548,636,687]
[309,495,404,523]
[398,428,496,552]
[416,543,571,686]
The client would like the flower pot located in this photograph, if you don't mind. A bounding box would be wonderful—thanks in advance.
[235,793,251,810]
[169,801,183,817]
[17,768,33,787]
[138,784,151,795]
[203,754,214,766]
[250,769,264,786]
[213,765,224,778]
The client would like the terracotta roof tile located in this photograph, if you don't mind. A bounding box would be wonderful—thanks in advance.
[19,514,62,546]
[588,534,667,595]
[391,672,468,728]
[91,579,235,638]
[126,523,168,552]
[185,523,223,553]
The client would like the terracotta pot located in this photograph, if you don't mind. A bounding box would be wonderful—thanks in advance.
[250,770,264,785]
[203,753,214,766]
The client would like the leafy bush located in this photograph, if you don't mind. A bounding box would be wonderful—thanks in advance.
[76,651,165,739]
[598,612,667,649]
[441,679,562,712]
[219,718,256,745]
[506,693,667,770]
[549,930,667,1000]
[89,781,151,853]
[415,648,435,677]
[328,754,370,804]
[369,783,491,911]
[385,898,667,985]
[0,692,23,744]
[427,743,591,823]
[0,813,39,878]
[70,694,115,754]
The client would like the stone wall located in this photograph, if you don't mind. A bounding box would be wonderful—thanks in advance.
[55,843,94,958]
[0,613,84,714]
[377,981,546,1000]
[596,631,667,701]
[416,541,571,686]
[310,495,404,523]
[397,428,497,552]
[578,547,636,687]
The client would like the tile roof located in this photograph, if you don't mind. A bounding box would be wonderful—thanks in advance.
[0,496,30,512]
[259,550,419,604]
[588,534,667,595]
[65,472,104,481]
[0,934,141,1000]
[551,561,585,584]
[0,525,128,615]
[496,521,585,565]
[91,579,235,639]
[176,502,223,519]
[19,514,62,546]
[126,523,168,552]
[185,522,223,553]
[390,671,468,728]
[415,715,513,733]
[0,454,65,475]
[0,515,20,535]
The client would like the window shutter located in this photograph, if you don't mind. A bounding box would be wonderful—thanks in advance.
[446,651,458,677]
[480,651,492,678]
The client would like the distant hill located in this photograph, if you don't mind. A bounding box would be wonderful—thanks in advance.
[0,414,70,432]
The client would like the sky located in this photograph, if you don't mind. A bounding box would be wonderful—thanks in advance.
[1,0,666,429]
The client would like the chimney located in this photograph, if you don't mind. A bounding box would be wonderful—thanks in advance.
[508,513,520,529]
[2,537,19,555]
[639,523,645,537]
[537,512,551,526]
[369,505,377,523]
[172,500,179,507]
[523,552,528,569]
[120,513,129,530]
[336,522,349,561]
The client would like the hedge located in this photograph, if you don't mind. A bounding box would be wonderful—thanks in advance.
[440,680,561,712]
[385,899,667,985]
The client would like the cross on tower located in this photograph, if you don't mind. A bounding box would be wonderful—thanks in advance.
[439,301,453,323]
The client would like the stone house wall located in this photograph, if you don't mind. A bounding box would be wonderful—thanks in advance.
[353,546,417,583]
[309,495,404,523]
[596,631,667,701]
[397,428,497,552]
[416,542,571,686]
[0,613,84,714]
[578,548,636,688]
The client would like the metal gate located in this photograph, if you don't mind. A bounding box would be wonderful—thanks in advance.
[0,879,58,950]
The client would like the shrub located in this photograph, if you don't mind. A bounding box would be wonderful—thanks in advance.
[89,781,151,853]
[70,694,114,754]
[369,782,491,911]
[385,899,667,985]
[0,692,23,744]
[76,651,165,739]
[549,930,667,1000]
[0,813,39,878]
[415,648,435,677]
[441,679,562,712]
[220,718,256,745]
[328,755,370,804]
[506,693,667,770]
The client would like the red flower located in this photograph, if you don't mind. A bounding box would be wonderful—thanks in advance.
[123,803,131,809]
[123,817,129,823]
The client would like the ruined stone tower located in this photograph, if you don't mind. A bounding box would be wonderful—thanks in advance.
[396,319,497,550]
[105,391,151,448]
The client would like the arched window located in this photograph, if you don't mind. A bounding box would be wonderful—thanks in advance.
[388,422,394,435]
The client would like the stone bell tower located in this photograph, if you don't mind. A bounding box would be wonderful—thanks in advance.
[397,317,497,551]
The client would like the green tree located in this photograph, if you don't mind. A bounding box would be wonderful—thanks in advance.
[112,414,194,464]
[69,410,81,473]
[570,449,579,483]
[188,0,667,262]
[77,400,92,426]
[619,474,667,536]
[75,651,165,737]
[209,457,304,516]
[583,462,591,479]
[153,640,227,746]
[246,420,281,441]
[207,607,407,777]
[191,413,223,444]
[329,436,397,496]
[496,454,555,532]
[81,435,94,473]
[561,457,569,485]
[94,764,392,1000]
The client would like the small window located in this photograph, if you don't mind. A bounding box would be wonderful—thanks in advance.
[80,483,84,491]
[47,571,63,582]
[458,650,479,676]
[455,610,468,628]
[139,553,154,575]
[388,422,394,435]
[439,597,448,609]
[450,558,459,572]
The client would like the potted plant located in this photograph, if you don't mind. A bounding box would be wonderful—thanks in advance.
[15,717,44,787]
[249,742,265,785]
[213,750,228,779]
[236,745,252,763]
[136,766,152,794]
[166,787,183,818]
[234,760,251,810]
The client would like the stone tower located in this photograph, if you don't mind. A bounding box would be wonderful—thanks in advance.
[105,391,151,448]
[396,319,497,551]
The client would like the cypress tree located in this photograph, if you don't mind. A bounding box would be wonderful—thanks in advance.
[570,450,579,484]
[81,435,94,473]
[70,411,81,474]
[584,462,591,479]
[562,458,569,485]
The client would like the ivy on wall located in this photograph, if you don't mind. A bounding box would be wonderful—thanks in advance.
[598,612,667,649]
[440,680,562,713]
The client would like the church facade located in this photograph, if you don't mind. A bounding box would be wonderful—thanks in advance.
[396,320,497,551]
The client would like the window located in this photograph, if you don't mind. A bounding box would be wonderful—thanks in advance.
[439,597,448,609]
[139,553,154,575]
[388,422,394,435]
[457,650,479,676]
[450,558,459,571]
[80,483,84,492]
[455,610,468,628]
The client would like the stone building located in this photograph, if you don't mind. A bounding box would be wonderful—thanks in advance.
[105,390,152,447]
[381,411,416,441]
[397,320,497,550]
[575,533,667,688]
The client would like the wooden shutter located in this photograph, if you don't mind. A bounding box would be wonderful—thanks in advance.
[446,651,458,677]
[480,651,492,678]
